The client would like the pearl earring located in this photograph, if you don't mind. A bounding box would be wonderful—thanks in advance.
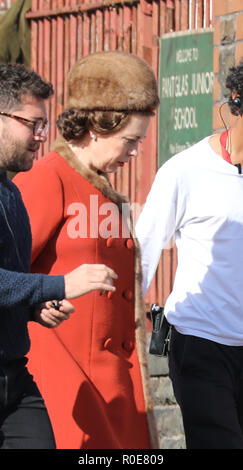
[90,132,97,141]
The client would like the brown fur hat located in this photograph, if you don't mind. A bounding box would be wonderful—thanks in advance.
[66,51,159,112]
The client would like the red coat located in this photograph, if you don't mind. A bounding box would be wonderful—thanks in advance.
[14,137,158,449]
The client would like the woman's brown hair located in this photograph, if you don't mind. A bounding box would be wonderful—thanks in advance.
[56,109,131,141]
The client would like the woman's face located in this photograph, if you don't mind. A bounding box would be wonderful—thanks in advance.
[88,113,151,173]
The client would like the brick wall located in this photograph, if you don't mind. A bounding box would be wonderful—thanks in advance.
[213,0,243,132]
[147,337,186,449]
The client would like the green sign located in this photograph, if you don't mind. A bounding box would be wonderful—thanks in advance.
[158,28,214,166]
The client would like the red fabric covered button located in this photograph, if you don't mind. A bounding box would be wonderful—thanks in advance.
[122,289,133,301]
[122,339,134,352]
[107,291,114,299]
[103,338,112,351]
[106,237,114,248]
[125,238,134,249]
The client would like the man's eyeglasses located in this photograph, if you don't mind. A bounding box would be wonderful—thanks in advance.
[0,112,49,136]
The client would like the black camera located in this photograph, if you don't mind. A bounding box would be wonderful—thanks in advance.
[149,304,171,357]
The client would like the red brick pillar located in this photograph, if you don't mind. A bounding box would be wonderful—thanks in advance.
[213,0,243,132]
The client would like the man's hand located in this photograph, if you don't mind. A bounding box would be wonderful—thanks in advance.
[64,264,118,300]
[34,299,75,328]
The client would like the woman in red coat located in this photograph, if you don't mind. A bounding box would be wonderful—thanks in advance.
[14,51,160,449]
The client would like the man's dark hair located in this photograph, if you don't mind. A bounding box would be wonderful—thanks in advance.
[0,63,54,110]
[226,61,243,116]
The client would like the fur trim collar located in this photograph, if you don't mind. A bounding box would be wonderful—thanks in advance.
[52,137,129,210]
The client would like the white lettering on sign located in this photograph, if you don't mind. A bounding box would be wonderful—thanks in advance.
[176,48,199,63]
[161,75,189,98]
[169,142,193,154]
[191,72,214,95]
[174,107,198,130]
[161,71,214,98]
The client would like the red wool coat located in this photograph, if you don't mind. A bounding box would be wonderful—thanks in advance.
[14,137,158,449]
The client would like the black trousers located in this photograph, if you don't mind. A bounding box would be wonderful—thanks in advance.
[169,328,243,449]
[0,357,56,449]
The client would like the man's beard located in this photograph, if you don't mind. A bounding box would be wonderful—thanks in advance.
[0,131,39,172]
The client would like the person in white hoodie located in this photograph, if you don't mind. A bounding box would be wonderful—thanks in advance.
[136,62,243,449]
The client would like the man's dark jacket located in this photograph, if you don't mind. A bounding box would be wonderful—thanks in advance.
[0,171,65,362]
